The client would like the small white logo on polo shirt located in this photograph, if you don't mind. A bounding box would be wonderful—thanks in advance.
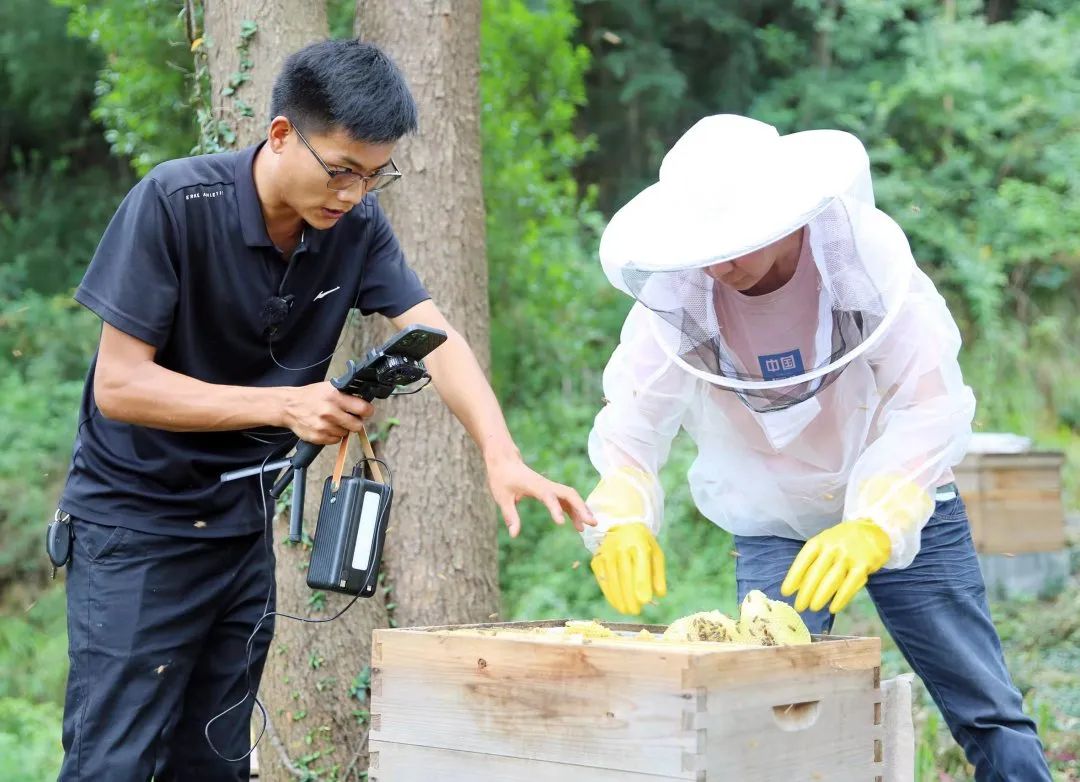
[184,189,224,200]
[314,286,341,301]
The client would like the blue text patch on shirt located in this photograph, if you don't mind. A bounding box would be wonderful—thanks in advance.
[758,349,805,380]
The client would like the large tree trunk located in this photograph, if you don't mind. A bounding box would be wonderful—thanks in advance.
[355,0,497,628]
[203,2,496,779]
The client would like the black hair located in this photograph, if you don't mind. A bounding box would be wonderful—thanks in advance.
[270,39,418,143]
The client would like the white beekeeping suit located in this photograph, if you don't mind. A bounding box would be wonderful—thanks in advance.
[585,114,975,572]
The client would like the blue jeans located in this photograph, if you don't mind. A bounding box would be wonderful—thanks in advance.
[734,496,1051,782]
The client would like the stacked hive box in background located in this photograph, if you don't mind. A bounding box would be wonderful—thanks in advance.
[369,620,884,781]
[953,450,1066,554]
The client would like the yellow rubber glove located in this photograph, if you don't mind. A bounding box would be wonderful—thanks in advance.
[590,523,666,615]
[780,520,891,614]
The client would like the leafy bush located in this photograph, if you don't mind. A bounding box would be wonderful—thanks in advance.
[51,0,196,174]
[0,585,68,780]
[0,697,64,781]
[0,296,98,583]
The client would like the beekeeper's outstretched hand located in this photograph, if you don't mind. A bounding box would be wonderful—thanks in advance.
[586,466,666,615]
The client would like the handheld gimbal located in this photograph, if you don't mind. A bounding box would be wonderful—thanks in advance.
[222,323,447,595]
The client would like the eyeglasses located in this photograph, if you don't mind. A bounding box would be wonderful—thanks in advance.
[291,121,402,193]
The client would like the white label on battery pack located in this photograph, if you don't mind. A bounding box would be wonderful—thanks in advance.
[351,490,382,571]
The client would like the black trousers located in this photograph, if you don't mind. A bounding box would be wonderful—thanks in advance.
[59,519,275,781]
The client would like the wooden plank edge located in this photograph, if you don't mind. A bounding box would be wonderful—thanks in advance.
[368,739,703,781]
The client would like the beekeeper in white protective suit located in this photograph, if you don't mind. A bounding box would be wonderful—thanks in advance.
[583,115,1050,781]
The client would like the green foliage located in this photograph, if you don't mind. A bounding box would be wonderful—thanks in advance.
[0,697,64,781]
[0,0,134,292]
[0,586,69,703]
[0,297,99,583]
[754,4,1080,314]
[327,0,355,40]
[482,0,620,408]
[0,0,133,588]
[572,0,805,212]
[51,0,196,173]
[0,0,100,161]
[0,586,68,781]
[481,0,645,616]
[0,155,131,299]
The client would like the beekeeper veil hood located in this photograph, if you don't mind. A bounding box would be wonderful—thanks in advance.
[599,114,912,413]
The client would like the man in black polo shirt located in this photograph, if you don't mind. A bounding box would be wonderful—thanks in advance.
[56,39,593,781]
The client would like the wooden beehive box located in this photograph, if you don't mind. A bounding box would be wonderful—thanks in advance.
[369,620,884,781]
[953,451,1066,554]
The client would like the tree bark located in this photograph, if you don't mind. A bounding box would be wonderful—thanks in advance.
[355,0,497,633]
[203,0,328,139]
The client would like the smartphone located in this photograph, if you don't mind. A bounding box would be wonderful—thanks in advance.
[330,324,448,399]
[378,323,448,361]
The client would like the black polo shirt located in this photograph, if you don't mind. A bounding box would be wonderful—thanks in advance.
[60,143,430,537]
